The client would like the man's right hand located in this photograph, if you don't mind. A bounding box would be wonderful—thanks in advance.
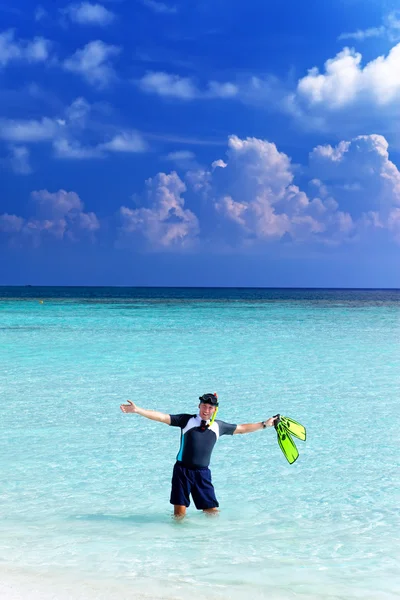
[120,400,137,413]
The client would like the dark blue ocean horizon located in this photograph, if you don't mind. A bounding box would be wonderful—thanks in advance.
[1,285,399,303]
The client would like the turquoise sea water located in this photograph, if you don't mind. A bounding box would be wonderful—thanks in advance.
[1,287,399,599]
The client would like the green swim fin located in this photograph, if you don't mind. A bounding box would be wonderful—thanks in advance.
[273,415,299,464]
[280,416,306,441]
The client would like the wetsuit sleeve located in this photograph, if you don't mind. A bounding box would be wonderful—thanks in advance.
[169,414,192,428]
[217,420,237,435]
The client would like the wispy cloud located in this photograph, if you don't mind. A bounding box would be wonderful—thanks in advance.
[1,145,32,175]
[0,97,148,166]
[0,117,61,142]
[138,71,238,100]
[144,132,225,146]
[63,2,116,26]
[338,10,400,42]
[53,138,105,159]
[166,150,196,161]
[100,131,148,153]
[8,145,32,175]
[54,130,148,159]
[34,5,48,22]
[142,0,177,15]
[63,40,120,88]
[338,26,384,42]
[0,29,51,67]
[165,150,198,170]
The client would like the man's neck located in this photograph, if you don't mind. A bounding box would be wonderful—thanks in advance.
[197,413,210,424]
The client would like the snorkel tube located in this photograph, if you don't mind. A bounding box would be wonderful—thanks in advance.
[209,406,218,426]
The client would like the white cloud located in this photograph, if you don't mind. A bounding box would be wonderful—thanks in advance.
[142,0,177,14]
[119,171,199,247]
[0,189,100,244]
[338,10,400,42]
[166,151,196,162]
[53,138,105,159]
[138,71,238,100]
[63,40,120,88]
[207,81,238,98]
[203,135,342,242]
[386,11,400,41]
[0,117,61,142]
[64,2,115,26]
[53,131,148,158]
[295,43,400,109]
[139,72,197,99]
[0,29,51,67]
[309,135,400,213]
[165,150,198,170]
[185,134,400,245]
[232,38,400,133]
[0,97,148,163]
[100,131,147,153]
[338,27,384,42]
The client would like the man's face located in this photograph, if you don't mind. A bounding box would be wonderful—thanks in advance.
[199,402,216,420]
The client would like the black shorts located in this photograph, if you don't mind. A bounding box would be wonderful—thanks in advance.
[170,462,219,509]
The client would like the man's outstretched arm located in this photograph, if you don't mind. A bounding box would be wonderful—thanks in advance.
[120,400,171,424]
[234,416,276,434]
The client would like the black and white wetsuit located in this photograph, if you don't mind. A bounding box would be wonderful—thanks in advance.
[170,413,237,468]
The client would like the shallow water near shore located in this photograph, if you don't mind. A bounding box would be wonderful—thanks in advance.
[1,287,399,599]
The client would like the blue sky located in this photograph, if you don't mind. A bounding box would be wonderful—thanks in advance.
[1,0,400,286]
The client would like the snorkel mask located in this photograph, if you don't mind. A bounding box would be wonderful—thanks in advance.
[199,392,219,426]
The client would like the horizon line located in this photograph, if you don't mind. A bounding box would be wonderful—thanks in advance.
[1,285,399,291]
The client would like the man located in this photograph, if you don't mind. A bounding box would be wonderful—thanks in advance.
[120,392,276,518]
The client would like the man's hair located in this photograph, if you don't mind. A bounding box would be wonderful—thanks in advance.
[199,393,219,407]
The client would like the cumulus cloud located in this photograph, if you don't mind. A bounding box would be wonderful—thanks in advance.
[138,71,238,100]
[232,39,400,134]
[63,40,120,88]
[271,41,400,133]
[198,135,351,243]
[63,2,115,26]
[0,29,51,67]
[119,172,199,248]
[0,189,100,244]
[184,134,400,246]
[309,135,400,219]
[295,44,400,109]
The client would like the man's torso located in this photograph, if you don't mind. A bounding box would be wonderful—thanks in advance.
[170,414,236,468]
